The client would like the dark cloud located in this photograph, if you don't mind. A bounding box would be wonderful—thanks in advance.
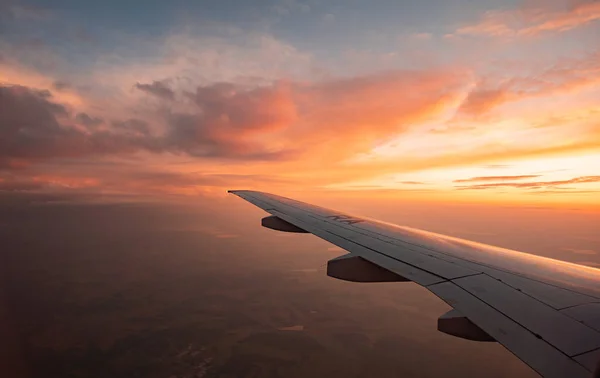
[164,70,464,160]
[454,175,540,183]
[0,84,296,168]
[183,82,295,133]
[112,119,150,135]
[118,171,293,189]
[0,167,295,197]
[75,112,103,127]
[134,81,175,100]
[455,176,600,190]
[0,179,46,192]
[164,112,295,160]
[162,81,298,159]
[0,85,70,160]
[0,68,466,172]
[52,80,71,91]
[0,85,154,161]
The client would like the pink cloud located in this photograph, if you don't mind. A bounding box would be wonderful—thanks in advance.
[454,50,600,116]
[456,1,600,37]
[454,175,541,183]
[457,86,513,116]
[0,66,466,167]
[455,176,600,190]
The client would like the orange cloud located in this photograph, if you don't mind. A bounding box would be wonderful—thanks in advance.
[180,81,298,139]
[1,1,599,211]
[284,69,468,161]
[455,175,600,190]
[453,50,600,116]
[456,1,600,37]
[454,175,541,183]
[304,139,600,192]
[457,86,513,116]
[0,66,466,168]
[2,44,599,207]
[523,1,600,35]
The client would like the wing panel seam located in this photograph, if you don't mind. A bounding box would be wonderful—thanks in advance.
[427,280,582,361]
[573,346,600,358]
[436,277,600,358]
[305,215,600,304]
[265,209,450,283]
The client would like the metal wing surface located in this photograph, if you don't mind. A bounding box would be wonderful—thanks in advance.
[229,190,600,378]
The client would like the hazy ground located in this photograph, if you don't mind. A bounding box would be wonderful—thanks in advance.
[1,192,599,378]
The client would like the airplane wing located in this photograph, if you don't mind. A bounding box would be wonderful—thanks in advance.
[228,190,600,378]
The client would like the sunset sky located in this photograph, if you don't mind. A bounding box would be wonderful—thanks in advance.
[1,0,599,207]
[2,3,600,376]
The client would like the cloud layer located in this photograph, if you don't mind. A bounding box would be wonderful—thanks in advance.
[0,0,599,203]
[455,1,600,37]
[1,66,467,166]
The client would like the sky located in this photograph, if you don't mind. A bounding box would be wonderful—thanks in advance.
[1,0,600,207]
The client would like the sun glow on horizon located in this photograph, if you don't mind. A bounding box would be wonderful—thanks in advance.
[326,151,600,205]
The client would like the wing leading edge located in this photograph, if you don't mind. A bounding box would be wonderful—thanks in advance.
[228,190,600,378]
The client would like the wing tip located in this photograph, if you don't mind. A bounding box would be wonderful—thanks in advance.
[227,189,249,195]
